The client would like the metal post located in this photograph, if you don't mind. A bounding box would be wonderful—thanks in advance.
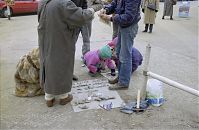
[147,72,199,97]
[141,44,151,100]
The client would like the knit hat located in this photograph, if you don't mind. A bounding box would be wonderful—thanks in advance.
[99,45,112,59]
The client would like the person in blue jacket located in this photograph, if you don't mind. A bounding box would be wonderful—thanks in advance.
[98,0,141,90]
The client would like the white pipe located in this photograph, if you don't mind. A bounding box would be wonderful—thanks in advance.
[143,44,151,72]
[147,72,199,97]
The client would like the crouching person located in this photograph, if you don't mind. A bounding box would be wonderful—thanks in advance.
[84,45,116,77]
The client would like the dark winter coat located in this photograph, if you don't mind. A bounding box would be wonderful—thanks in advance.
[104,0,141,28]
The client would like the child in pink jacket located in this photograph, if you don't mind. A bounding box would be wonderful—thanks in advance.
[84,45,116,77]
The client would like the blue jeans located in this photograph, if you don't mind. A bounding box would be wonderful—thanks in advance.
[116,24,138,87]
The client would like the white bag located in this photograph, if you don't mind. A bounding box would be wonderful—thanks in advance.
[146,79,164,106]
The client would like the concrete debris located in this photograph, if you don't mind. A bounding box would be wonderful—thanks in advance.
[78,105,89,109]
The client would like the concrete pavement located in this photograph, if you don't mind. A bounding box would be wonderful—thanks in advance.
[0,1,198,129]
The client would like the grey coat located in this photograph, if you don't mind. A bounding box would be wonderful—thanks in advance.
[37,0,94,95]
[163,0,175,16]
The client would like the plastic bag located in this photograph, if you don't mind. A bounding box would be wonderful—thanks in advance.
[146,79,164,106]
[178,1,190,18]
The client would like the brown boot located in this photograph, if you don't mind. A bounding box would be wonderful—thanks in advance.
[46,98,55,107]
[59,94,73,105]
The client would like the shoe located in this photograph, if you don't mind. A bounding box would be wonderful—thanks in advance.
[108,76,118,84]
[73,75,78,81]
[46,98,55,107]
[162,16,164,19]
[148,30,152,33]
[142,30,147,32]
[59,94,73,105]
[109,83,128,90]
[170,17,173,20]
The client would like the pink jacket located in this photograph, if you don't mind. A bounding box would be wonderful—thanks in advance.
[84,50,115,73]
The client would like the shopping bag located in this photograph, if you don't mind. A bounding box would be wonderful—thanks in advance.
[146,79,164,106]
[178,1,190,17]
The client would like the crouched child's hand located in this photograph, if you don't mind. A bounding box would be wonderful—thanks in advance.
[111,69,116,76]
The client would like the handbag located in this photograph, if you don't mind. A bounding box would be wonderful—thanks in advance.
[147,3,156,11]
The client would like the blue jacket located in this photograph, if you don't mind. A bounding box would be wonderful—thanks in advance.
[132,47,143,72]
[104,0,141,28]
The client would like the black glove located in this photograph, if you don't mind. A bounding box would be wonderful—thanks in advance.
[155,10,158,12]
[111,69,116,76]
[142,9,144,13]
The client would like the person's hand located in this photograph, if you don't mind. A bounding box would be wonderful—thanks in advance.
[88,8,95,14]
[97,68,101,73]
[99,8,106,14]
[111,69,116,76]
[100,14,111,21]
[142,9,144,13]
[155,10,158,12]
[87,8,95,19]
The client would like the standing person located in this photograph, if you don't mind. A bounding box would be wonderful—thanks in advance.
[98,0,141,90]
[162,0,177,20]
[142,0,159,33]
[38,0,94,107]
[72,0,103,57]
[71,0,103,80]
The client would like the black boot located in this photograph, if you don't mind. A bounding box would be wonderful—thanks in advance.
[149,24,153,33]
[170,16,173,20]
[142,24,149,32]
[162,16,164,19]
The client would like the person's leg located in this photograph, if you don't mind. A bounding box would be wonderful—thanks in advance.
[112,22,119,39]
[113,24,138,88]
[142,24,148,32]
[81,21,92,56]
[149,24,153,33]
[45,93,55,107]
[170,15,173,20]
[58,93,73,105]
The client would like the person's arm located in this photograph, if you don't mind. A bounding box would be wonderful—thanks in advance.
[113,0,140,26]
[87,64,98,73]
[105,59,115,70]
[60,0,94,27]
